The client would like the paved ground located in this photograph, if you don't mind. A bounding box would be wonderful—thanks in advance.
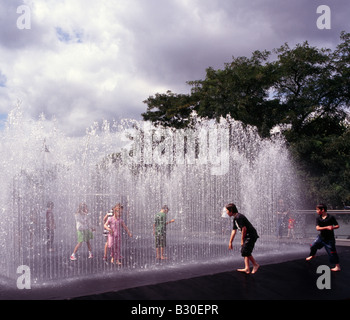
[1,242,349,303]
[73,245,350,300]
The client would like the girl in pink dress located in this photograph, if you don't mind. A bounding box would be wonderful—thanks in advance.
[104,203,132,265]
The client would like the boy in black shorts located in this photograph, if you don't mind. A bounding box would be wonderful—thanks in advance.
[226,203,260,274]
[306,204,341,272]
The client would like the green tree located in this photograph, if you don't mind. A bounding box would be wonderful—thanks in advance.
[272,41,347,139]
[142,91,198,129]
[189,50,282,137]
[141,32,350,207]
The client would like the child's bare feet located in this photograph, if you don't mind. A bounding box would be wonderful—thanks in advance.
[306,256,315,261]
[331,265,341,272]
[111,258,122,265]
[237,268,250,274]
[252,264,260,274]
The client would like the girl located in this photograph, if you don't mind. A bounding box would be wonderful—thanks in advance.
[104,203,132,265]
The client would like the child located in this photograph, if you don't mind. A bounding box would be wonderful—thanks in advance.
[104,203,132,265]
[70,203,95,261]
[276,199,288,238]
[102,209,113,263]
[306,204,341,272]
[46,201,55,252]
[226,203,260,274]
[287,214,295,239]
[153,205,175,260]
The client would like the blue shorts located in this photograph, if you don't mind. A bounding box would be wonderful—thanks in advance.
[309,235,339,264]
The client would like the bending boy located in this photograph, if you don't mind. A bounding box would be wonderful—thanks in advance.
[226,203,260,274]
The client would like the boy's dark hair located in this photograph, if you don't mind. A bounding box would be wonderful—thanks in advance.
[316,203,327,212]
[225,203,238,214]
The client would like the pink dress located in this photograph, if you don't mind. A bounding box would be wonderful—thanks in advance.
[107,216,123,260]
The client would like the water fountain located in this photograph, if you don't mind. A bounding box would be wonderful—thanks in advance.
[0,106,304,298]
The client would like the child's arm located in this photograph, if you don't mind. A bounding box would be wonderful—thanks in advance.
[166,219,175,224]
[229,230,237,250]
[316,225,339,231]
[122,221,132,237]
[241,226,247,246]
[104,219,112,234]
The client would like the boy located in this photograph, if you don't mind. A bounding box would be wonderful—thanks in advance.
[306,204,341,272]
[226,203,260,274]
[153,205,175,260]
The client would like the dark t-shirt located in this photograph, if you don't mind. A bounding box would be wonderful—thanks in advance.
[316,214,338,241]
[233,213,258,238]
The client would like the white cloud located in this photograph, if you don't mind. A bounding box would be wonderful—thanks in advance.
[0,0,348,136]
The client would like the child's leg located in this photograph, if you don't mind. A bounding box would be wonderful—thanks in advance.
[110,237,116,262]
[306,236,323,260]
[86,241,93,258]
[104,242,108,259]
[249,255,260,273]
[155,234,160,259]
[115,236,122,264]
[73,242,82,254]
[237,257,250,274]
[238,236,258,273]
[160,247,167,259]
[323,241,341,271]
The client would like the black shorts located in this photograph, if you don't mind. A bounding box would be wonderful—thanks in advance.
[241,235,258,257]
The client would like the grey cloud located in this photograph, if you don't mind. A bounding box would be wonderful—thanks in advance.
[124,0,349,90]
[1,0,349,137]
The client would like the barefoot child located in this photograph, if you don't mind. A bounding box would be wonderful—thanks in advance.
[102,209,113,263]
[306,204,341,272]
[287,214,295,239]
[226,203,260,274]
[104,203,132,265]
[153,205,175,260]
[70,203,95,261]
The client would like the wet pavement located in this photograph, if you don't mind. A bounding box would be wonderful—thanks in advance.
[73,245,350,300]
[1,243,349,302]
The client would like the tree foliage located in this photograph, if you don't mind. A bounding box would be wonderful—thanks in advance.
[142,32,350,208]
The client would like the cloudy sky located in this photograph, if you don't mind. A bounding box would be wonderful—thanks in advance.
[0,0,349,136]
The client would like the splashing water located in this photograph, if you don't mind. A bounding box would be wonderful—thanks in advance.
[0,106,300,284]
